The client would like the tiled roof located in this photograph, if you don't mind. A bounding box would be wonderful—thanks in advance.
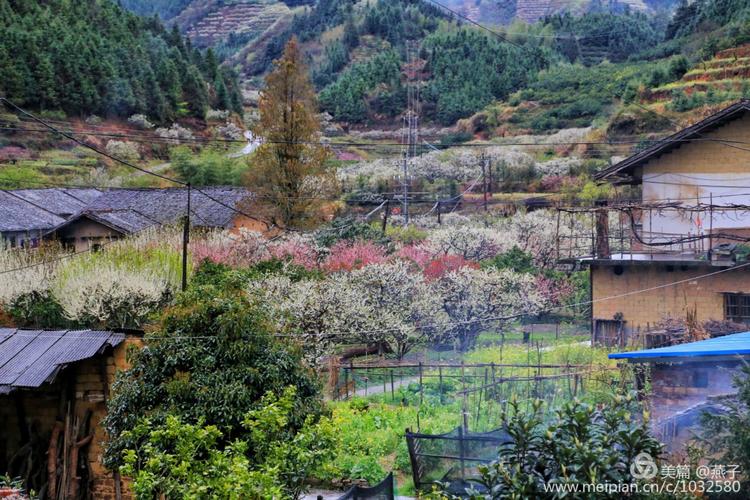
[84,187,250,231]
[0,329,125,394]
[10,188,103,216]
[1,187,252,235]
[0,190,64,232]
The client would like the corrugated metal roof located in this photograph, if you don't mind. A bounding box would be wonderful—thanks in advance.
[609,331,750,361]
[0,329,125,394]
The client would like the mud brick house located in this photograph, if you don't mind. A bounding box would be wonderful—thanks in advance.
[610,331,750,451]
[0,328,140,499]
[569,101,750,345]
[0,187,259,252]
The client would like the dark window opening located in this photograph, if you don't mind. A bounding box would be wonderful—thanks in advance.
[725,293,750,323]
[692,371,709,388]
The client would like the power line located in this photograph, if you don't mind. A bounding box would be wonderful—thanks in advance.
[424,0,525,49]
[0,99,186,185]
[9,121,750,149]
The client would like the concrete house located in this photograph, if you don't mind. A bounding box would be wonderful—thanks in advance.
[0,328,140,499]
[575,101,750,344]
[0,187,256,252]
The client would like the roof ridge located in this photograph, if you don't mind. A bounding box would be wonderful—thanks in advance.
[596,100,750,182]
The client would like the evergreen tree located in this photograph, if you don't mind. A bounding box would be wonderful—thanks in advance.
[246,38,336,229]
[0,0,238,122]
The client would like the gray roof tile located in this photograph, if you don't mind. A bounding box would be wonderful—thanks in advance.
[1,187,252,236]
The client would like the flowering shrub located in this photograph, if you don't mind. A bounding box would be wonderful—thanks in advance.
[396,244,432,268]
[323,241,387,272]
[0,247,55,305]
[426,225,506,261]
[155,123,195,144]
[191,229,270,268]
[127,114,155,130]
[268,235,319,270]
[217,122,243,140]
[53,265,172,329]
[495,210,560,269]
[105,140,140,160]
[534,274,575,307]
[423,254,479,280]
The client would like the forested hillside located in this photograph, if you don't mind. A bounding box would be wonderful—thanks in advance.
[0,0,243,121]
[117,0,195,19]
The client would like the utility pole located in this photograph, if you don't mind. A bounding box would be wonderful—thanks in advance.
[181,183,191,291]
[401,39,420,226]
[382,199,390,235]
[481,152,488,212]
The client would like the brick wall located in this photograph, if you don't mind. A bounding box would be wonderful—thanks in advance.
[0,337,139,499]
[591,262,750,331]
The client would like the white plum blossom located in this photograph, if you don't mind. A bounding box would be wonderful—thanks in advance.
[425,224,508,260]
[0,248,55,305]
[433,267,544,350]
[53,264,171,328]
[334,261,449,359]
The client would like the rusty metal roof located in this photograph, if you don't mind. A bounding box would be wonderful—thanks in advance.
[0,329,125,394]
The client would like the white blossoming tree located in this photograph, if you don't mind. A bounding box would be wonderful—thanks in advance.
[247,275,346,363]
[337,261,449,359]
[433,267,544,351]
[425,224,509,261]
[250,261,449,360]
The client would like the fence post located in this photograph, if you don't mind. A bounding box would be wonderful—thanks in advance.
[382,199,390,235]
[405,428,422,492]
[438,365,443,404]
[461,361,469,432]
[458,426,466,483]
[343,366,349,400]
[390,370,395,401]
[419,362,424,405]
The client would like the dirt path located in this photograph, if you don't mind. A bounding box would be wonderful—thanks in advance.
[353,376,420,397]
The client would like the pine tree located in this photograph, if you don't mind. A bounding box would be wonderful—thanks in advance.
[245,37,336,229]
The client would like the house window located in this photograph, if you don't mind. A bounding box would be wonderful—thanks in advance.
[725,293,750,323]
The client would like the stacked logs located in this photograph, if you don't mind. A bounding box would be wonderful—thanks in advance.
[46,405,93,500]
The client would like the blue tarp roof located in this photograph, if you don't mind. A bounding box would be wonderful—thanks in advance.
[609,331,750,361]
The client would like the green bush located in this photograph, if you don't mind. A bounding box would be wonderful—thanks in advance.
[439,394,662,498]
[103,286,325,483]
[121,387,336,499]
[8,290,70,329]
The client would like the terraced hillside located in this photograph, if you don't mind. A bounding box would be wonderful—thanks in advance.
[645,44,750,108]
[177,0,291,47]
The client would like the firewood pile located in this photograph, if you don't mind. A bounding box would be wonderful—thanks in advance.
[46,405,94,500]
[642,316,747,348]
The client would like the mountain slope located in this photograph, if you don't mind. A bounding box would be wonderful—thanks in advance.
[0,0,243,121]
